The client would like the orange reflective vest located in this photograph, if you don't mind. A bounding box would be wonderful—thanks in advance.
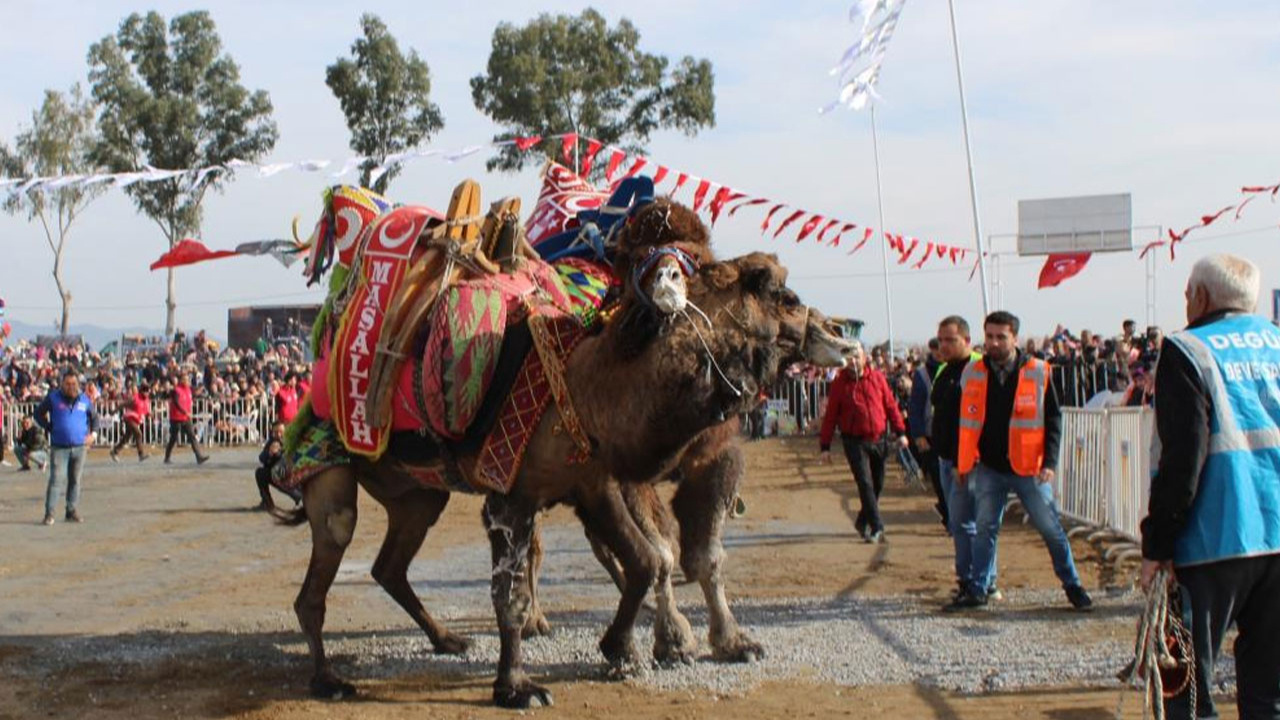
[956,356,1049,476]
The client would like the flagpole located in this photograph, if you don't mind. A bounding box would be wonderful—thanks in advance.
[870,105,895,362]
[946,0,992,316]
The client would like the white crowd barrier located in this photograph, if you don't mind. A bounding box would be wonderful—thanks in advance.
[2,396,276,450]
[1054,406,1153,542]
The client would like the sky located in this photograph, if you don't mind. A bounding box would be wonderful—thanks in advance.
[2,0,1279,346]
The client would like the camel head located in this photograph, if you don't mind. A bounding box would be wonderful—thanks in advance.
[796,308,858,369]
[614,199,715,316]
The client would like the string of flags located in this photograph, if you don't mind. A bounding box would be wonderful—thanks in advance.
[1,129,974,273]
[1140,180,1280,261]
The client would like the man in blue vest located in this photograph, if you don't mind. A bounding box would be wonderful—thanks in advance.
[34,370,97,526]
[1141,253,1280,720]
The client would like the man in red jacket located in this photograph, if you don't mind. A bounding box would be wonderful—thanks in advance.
[110,381,151,463]
[820,342,909,543]
[164,373,209,465]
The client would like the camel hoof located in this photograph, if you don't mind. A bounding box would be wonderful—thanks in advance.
[712,634,765,663]
[653,621,699,667]
[310,674,357,700]
[433,632,471,655]
[521,614,553,640]
[599,635,646,679]
[493,681,554,709]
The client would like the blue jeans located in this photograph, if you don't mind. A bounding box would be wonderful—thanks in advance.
[968,463,1081,596]
[45,446,86,518]
[939,459,996,591]
[16,446,48,470]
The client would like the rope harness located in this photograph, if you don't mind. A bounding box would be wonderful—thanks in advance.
[1116,567,1196,720]
[629,245,701,311]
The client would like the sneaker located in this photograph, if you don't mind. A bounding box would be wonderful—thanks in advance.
[865,529,885,545]
[1065,584,1093,611]
[18,466,31,472]
[139,454,151,463]
[196,455,210,465]
[42,515,55,526]
[164,458,172,465]
[943,590,987,612]
[987,586,1004,602]
[65,510,82,523]
[110,451,119,464]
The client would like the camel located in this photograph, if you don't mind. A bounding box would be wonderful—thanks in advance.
[279,202,853,708]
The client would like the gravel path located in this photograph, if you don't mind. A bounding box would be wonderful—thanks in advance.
[8,520,1237,699]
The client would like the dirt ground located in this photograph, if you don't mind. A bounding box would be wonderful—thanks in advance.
[0,436,1235,719]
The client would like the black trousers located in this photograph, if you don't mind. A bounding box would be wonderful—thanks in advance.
[1166,553,1280,720]
[112,420,146,458]
[910,443,948,525]
[841,435,888,534]
[164,420,203,460]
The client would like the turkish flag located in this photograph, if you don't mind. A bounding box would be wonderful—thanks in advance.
[149,239,238,270]
[1037,252,1091,289]
[524,162,608,246]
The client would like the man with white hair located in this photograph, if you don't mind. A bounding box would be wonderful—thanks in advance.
[1141,253,1280,719]
[819,340,910,544]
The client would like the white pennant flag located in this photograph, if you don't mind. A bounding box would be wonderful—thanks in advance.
[257,162,296,177]
[824,0,906,113]
[329,156,365,179]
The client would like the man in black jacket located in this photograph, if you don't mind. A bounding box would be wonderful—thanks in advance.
[930,316,996,601]
[253,422,299,510]
[14,415,48,471]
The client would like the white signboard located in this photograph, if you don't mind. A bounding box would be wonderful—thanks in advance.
[1017,193,1132,256]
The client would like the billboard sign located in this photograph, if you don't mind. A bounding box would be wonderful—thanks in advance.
[1017,193,1132,256]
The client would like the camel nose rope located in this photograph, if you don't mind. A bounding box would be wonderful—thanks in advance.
[681,299,744,398]
[1115,567,1196,720]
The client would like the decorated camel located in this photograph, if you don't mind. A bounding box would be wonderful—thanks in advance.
[273,180,853,708]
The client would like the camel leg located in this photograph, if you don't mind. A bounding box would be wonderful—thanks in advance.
[573,483,659,677]
[370,488,470,654]
[484,492,552,709]
[622,482,698,666]
[521,518,553,639]
[294,466,360,698]
[672,441,764,662]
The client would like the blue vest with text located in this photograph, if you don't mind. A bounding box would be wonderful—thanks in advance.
[1165,314,1280,566]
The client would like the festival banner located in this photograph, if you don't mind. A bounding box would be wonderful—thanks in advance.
[329,206,436,457]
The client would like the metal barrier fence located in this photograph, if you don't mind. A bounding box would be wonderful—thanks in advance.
[2,397,276,450]
[1053,406,1152,543]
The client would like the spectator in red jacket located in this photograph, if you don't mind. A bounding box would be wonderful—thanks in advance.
[164,373,209,465]
[110,381,151,463]
[274,372,300,424]
[820,341,909,543]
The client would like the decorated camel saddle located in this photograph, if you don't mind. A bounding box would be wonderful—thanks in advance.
[280,175,703,496]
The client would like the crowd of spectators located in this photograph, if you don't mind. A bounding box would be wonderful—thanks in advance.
[1,328,312,446]
[754,317,1160,440]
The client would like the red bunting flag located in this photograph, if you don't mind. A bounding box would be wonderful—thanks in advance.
[1200,206,1234,227]
[622,157,648,178]
[514,135,542,151]
[761,204,786,233]
[672,172,689,196]
[730,197,769,216]
[1037,252,1092,289]
[560,133,578,165]
[830,223,857,248]
[652,166,669,186]
[897,237,919,264]
[708,187,744,226]
[934,243,947,258]
[149,239,238,270]
[796,214,824,243]
[816,219,841,244]
[848,227,874,255]
[912,242,935,269]
[580,139,603,176]
[773,209,806,239]
[604,150,625,182]
[949,247,964,264]
[692,179,713,212]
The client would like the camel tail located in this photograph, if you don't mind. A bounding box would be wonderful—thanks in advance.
[271,504,308,527]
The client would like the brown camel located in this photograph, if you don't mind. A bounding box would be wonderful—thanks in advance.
[280,203,852,707]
